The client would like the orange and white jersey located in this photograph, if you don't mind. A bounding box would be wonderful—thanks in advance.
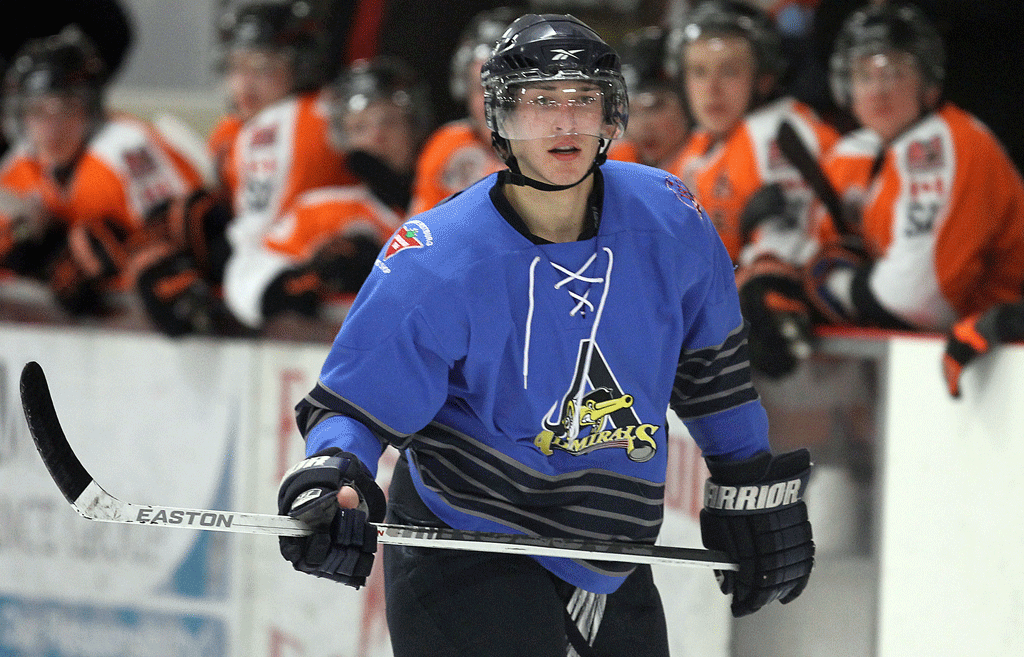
[228,90,358,246]
[223,184,402,327]
[668,97,839,262]
[817,103,1024,329]
[224,89,363,324]
[207,113,245,204]
[408,119,503,215]
[0,113,204,265]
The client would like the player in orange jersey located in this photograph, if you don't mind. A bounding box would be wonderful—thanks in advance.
[666,0,839,263]
[115,0,344,338]
[0,28,206,322]
[801,3,1024,395]
[406,7,517,215]
[207,0,326,207]
[607,26,690,171]
[663,0,839,378]
[222,56,430,330]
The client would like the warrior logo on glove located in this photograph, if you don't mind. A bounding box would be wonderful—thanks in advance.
[700,449,815,617]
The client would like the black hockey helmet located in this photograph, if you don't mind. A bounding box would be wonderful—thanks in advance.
[330,55,434,149]
[620,26,681,97]
[215,0,331,93]
[449,6,522,103]
[2,26,108,144]
[481,13,628,190]
[666,0,786,83]
[829,2,945,109]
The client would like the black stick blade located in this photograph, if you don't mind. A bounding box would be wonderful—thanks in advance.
[20,361,92,504]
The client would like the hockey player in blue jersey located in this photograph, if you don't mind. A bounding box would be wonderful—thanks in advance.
[276,13,814,656]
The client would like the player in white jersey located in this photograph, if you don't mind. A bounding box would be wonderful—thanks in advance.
[275,14,815,655]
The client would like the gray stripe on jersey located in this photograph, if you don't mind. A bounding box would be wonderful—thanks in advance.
[671,322,759,420]
[408,423,663,544]
[296,380,411,447]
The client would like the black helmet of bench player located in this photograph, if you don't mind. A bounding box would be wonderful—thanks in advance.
[829,2,945,111]
[2,26,108,146]
[215,0,330,93]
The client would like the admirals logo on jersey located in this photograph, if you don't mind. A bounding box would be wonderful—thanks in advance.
[534,340,659,462]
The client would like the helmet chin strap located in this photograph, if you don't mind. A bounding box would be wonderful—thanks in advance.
[494,133,609,192]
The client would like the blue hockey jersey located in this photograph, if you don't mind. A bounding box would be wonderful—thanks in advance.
[296,160,770,593]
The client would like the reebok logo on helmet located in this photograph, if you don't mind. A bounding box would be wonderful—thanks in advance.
[550,48,584,60]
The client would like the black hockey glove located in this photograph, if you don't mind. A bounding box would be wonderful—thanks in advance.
[700,449,814,617]
[802,238,871,325]
[309,234,382,295]
[277,448,386,588]
[943,301,1024,398]
[135,251,246,338]
[737,256,815,379]
[739,183,792,244]
[346,150,413,211]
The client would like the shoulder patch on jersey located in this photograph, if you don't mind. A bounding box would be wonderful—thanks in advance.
[251,125,277,147]
[664,174,707,217]
[123,146,159,177]
[906,135,944,171]
[382,219,434,262]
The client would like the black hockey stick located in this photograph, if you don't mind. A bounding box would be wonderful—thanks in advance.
[776,120,849,235]
[19,361,736,570]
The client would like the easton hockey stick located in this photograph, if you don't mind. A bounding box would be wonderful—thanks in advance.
[19,361,737,570]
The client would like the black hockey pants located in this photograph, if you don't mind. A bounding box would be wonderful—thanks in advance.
[383,453,670,657]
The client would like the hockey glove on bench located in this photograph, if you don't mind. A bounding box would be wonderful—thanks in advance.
[737,256,815,379]
[700,449,814,617]
[943,301,1024,398]
[278,448,386,588]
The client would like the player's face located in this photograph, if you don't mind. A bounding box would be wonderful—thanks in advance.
[623,89,689,168]
[23,93,89,169]
[226,48,294,121]
[850,51,934,144]
[683,36,761,138]
[500,81,611,141]
[341,100,418,174]
[504,81,605,186]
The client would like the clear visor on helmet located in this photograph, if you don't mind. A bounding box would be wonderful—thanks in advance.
[490,71,627,141]
[848,48,918,88]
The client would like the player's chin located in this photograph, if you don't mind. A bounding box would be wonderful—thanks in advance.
[540,161,593,186]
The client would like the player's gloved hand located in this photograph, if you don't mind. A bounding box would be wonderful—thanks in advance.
[48,249,111,317]
[802,238,870,325]
[346,149,414,211]
[309,233,381,295]
[943,301,1024,398]
[700,449,815,617]
[739,183,793,244]
[135,251,229,337]
[277,448,386,588]
[262,267,324,320]
[1,220,67,280]
[737,256,815,379]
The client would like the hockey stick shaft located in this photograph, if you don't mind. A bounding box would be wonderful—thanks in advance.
[19,361,736,570]
[776,120,849,235]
